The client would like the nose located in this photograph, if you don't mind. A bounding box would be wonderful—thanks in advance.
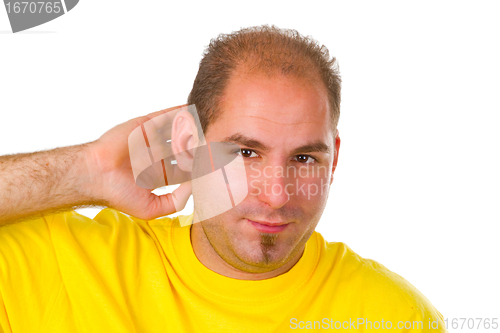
[254,163,291,209]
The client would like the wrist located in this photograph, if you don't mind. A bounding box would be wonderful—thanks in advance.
[81,141,107,205]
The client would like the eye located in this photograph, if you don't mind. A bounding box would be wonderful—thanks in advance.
[294,154,316,163]
[238,149,259,158]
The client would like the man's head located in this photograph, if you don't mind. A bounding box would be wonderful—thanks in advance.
[188,25,341,134]
[176,25,341,278]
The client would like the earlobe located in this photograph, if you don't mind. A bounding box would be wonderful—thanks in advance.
[171,110,199,172]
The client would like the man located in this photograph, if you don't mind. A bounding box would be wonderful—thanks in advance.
[0,26,446,332]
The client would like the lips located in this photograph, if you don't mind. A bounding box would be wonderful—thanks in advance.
[248,219,289,233]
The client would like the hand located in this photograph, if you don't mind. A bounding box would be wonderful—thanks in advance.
[86,105,192,220]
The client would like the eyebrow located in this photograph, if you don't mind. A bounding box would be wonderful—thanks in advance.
[221,133,331,155]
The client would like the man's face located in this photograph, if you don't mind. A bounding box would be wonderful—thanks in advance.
[192,71,338,274]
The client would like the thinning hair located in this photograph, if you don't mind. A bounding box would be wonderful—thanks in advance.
[188,25,341,135]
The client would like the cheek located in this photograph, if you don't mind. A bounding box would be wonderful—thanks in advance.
[287,169,331,221]
[192,153,249,220]
[291,176,330,205]
[221,156,249,206]
[284,165,331,202]
[191,170,234,220]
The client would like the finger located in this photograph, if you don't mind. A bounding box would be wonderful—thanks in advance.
[147,181,192,219]
[129,105,188,181]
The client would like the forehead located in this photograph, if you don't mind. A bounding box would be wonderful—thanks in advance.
[206,73,333,147]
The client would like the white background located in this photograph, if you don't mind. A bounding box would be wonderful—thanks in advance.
[1,0,499,328]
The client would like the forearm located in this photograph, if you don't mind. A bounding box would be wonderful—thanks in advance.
[0,143,106,224]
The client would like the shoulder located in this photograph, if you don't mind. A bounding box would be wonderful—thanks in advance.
[44,208,177,235]
[313,233,446,331]
[45,208,185,249]
[314,233,428,303]
[0,208,181,256]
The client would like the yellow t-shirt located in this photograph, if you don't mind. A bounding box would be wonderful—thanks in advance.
[0,209,446,332]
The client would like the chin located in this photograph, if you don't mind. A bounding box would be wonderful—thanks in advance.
[233,238,293,268]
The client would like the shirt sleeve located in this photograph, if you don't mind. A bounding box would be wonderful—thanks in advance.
[359,258,448,333]
[0,214,67,332]
[0,208,168,332]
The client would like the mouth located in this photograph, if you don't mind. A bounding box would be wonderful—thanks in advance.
[247,219,289,233]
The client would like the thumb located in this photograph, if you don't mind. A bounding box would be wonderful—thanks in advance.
[147,181,192,219]
[171,181,192,212]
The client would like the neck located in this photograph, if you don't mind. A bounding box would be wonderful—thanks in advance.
[190,222,304,280]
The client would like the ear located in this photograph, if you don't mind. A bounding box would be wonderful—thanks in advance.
[171,110,199,172]
[330,129,341,185]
